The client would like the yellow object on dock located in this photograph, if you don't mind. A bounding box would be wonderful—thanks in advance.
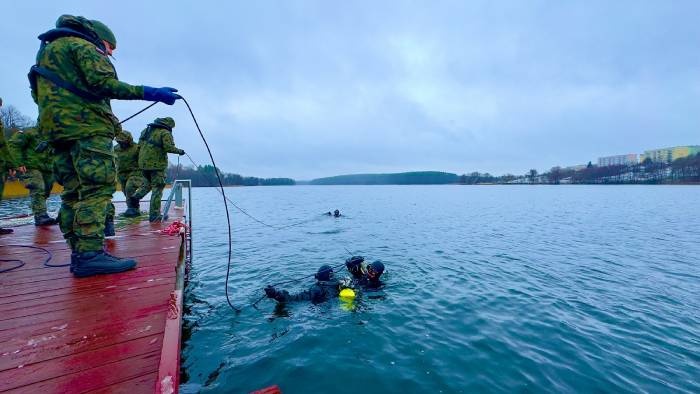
[1,180,63,199]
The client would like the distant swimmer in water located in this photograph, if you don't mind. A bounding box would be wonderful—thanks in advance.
[265,265,343,304]
[345,256,385,289]
[334,209,341,217]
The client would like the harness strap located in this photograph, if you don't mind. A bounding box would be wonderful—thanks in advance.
[29,65,103,102]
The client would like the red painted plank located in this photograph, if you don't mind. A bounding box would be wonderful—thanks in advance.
[0,303,166,351]
[0,282,174,322]
[87,371,157,394]
[0,256,178,293]
[0,282,176,320]
[0,201,187,393]
[0,302,167,371]
[0,274,175,311]
[0,265,176,307]
[0,333,162,391]
[156,290,182,394]
[4,350,161,393]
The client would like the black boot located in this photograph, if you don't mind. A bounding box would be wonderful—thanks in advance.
[0,228,13,235]
[34,213,58,226]
[122,207,140,217]
[69,253,77,273]
[104,218,115,237]
[72,251,137,278]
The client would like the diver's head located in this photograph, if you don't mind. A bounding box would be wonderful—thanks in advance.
[367,261,384,281]
[345,255,365,276]
[315,264,334,281]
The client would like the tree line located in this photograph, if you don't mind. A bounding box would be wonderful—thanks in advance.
[166,163,295,186]
[537,155,700,184]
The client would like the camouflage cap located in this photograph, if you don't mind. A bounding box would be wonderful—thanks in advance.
[90,19,117,49]
[152,117,175,130]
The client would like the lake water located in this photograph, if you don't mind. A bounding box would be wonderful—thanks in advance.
[3,185,699,393]
[178,185,699,393]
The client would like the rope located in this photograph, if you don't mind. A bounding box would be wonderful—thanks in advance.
[119,102,159,124]
[184,153,317,231]
[0,244,54,273]
[179,97,241,313]
[119,97,357,314]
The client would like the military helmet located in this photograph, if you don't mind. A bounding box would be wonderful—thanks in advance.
[368,261,385,277]
[152,117,175,130]
[315,265,334,281]
[90,19,116,49]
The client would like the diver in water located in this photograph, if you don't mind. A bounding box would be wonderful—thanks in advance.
[265,265,342,304]
[334,209,341,217]
[345,256,385,289]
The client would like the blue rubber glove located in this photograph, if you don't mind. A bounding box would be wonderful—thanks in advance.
[143,86,180,105]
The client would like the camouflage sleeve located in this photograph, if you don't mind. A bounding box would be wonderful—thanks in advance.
[73,41,144,100]
[112,115,128,142]
[7,133,27,166]
[160,131,182,154]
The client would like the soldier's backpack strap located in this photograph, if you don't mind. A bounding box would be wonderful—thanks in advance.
[29,65,103,101]
[28,27,107,102]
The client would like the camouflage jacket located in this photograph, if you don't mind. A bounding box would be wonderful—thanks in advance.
[8,128,53,172]
[115,142,140,180]
[138,126,182,170]
[0,120,19,170]
[32,15,144,142]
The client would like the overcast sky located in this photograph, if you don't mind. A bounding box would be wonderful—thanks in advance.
[2,1,699,179]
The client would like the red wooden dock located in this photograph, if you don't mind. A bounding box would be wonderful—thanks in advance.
[0,201,188,393]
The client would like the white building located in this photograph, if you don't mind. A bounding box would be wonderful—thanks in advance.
[598,154,638,167]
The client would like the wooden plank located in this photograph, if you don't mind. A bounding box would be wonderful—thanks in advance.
[0,201,187,393]
[4,350,161,393]
[156,290,182,394]
[0,264,176,305]
[0,302,167,371]
[0,258,176,290]
[0,333,162,391]
[87,372,157,394]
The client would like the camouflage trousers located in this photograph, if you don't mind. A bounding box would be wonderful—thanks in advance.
[134,169,166,219]
[119,173,146,209]
[53,136,116,253]
[19,169,54,215]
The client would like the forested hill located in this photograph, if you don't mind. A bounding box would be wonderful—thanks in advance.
[310,171,459,185]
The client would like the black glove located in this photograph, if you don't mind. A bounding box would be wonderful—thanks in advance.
[264,285,277,299]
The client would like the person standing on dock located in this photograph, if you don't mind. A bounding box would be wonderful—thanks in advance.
[30,15,182,277]
[115,130,144,218]
[133,117,185,222]
[0,98,25,235]
[8,127,58,226]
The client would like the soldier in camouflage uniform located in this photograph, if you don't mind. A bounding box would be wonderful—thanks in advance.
[133,117,185,222]
[115,130,145,217]
[8,127,58,226]
[30,15,181,277]
[0,97,23,235]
